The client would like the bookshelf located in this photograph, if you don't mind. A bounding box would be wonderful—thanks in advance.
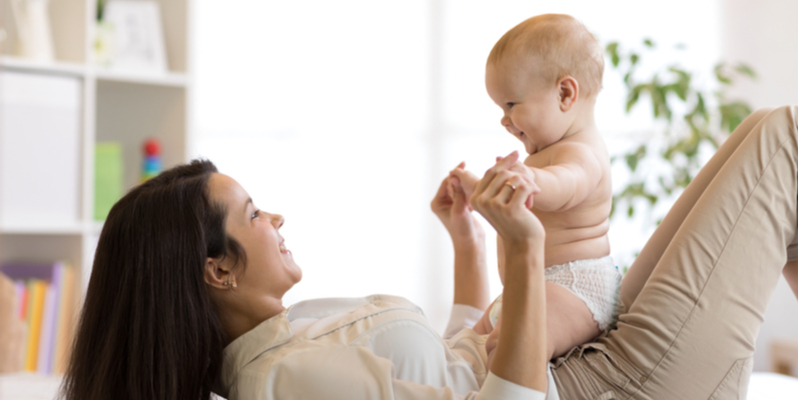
[0,0,194,380]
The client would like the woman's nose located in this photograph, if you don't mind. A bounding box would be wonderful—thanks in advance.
[271,214,285,229]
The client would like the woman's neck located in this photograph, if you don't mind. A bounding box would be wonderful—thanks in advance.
[220,296,286,344]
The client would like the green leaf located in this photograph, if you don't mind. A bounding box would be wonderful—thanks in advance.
[606,42,621,67]
[627,205,634,217]
[624,146,644,172]
[694,93,709,121]
[643,38,655,48]
[734,63,757,79]
[714,63,733,85]
[630,53,639,66]
[650,82,671,120]
[719,101,753,133]
[625,84,645,113]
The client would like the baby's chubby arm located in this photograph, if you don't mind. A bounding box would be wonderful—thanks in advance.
[525,142,603,212]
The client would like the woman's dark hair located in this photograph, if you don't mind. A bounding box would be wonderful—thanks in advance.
[60,159,245,400]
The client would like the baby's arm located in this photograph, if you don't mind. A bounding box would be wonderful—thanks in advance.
[525,142,603,212]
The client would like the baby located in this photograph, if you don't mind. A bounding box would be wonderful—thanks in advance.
[451,14,621,360]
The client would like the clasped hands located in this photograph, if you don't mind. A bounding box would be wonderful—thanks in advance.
[431,151,544,246]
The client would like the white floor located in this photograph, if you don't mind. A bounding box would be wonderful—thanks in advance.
[0,371,796,399]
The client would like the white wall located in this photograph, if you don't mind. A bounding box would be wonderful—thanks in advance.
[720,0,798,374]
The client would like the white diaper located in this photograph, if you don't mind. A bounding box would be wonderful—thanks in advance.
[488,256,622,331]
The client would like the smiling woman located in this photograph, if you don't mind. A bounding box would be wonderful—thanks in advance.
[203,173,303,342]
[60,158,553,400]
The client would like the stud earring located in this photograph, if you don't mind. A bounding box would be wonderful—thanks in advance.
[223,275,237,290]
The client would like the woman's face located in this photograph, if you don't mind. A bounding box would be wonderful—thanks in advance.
[208,173,302,301]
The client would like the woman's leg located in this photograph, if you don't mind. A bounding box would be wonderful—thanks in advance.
[619,107,776,311]
[553,106,798,399]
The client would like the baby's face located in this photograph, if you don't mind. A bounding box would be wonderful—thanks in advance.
[485,59,571,155]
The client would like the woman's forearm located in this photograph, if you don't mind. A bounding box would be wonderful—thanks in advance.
[452,238,491,310]
[490,239,548,392]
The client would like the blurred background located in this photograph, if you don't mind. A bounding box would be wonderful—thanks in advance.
[193,0,797,374]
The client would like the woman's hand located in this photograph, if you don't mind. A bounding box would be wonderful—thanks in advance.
[431,162,485,245]
[469,151,543,245]
[433,163,491,310]
[471,151,548,392]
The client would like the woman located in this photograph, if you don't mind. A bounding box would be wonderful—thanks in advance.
[61,106,796,399]
[61,152,549,399]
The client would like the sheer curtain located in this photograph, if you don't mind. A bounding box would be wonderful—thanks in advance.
[193,0,720,332]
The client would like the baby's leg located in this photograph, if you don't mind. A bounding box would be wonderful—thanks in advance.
[545,282,602,359]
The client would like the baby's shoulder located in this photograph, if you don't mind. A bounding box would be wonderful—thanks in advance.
[526,139,605,169]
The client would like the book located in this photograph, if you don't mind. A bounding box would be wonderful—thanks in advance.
[1,262,73,374]
[95,142,124,221]
[53,266,76,375]
[37,263,63,373]
[25,280,46,371]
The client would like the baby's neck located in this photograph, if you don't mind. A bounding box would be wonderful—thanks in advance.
[562,97,599,139]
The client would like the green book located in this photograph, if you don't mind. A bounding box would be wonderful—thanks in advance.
[94,142,123,221]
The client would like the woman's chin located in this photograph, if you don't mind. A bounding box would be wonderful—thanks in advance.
[288,263,303,283]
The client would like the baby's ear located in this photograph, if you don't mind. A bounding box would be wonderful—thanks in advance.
[557,75,579,111]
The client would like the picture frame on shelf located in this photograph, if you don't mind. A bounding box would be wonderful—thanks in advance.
[102,0,167,73]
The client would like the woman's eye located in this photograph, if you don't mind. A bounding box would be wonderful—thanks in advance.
[251,210,260,220]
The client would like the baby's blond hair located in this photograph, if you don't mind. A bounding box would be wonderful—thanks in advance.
[488,14,604,98]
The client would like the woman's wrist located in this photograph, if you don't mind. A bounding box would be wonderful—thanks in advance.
[502,237,543,261]
[451,231,486,248]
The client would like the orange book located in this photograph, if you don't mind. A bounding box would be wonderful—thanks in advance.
[24,280,47,371]
[53,266,76,374]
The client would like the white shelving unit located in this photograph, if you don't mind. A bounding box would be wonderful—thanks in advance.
[0,0,194,384]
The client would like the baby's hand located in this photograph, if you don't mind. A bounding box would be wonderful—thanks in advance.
[449,163,480,199]
[497,156,536,210]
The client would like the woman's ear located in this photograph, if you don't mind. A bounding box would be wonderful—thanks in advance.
[204,256,231,290]
[557,75,579,111]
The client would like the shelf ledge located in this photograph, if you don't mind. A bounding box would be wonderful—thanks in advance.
[93,68,188,87]
[0,56,86,78]
[0,223,85,235]
[0,56,190,88]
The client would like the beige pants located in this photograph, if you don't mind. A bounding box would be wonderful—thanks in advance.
[551,106,798,400]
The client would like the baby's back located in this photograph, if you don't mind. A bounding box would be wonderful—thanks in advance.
[524,130,612,268]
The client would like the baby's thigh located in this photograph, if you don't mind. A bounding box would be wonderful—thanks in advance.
[546,282,601,359]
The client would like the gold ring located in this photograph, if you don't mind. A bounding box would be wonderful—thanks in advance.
[504,181,516,190]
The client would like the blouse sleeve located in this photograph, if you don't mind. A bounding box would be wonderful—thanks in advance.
[233,345,545,400]
[444,303,485,339]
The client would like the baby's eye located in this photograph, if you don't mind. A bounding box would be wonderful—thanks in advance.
[506,102,515,109]
[251,210,260,220]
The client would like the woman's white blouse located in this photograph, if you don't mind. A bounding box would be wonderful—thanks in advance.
[219,295,545,400]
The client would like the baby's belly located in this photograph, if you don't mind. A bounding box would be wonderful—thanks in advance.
[542,220,610,267]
